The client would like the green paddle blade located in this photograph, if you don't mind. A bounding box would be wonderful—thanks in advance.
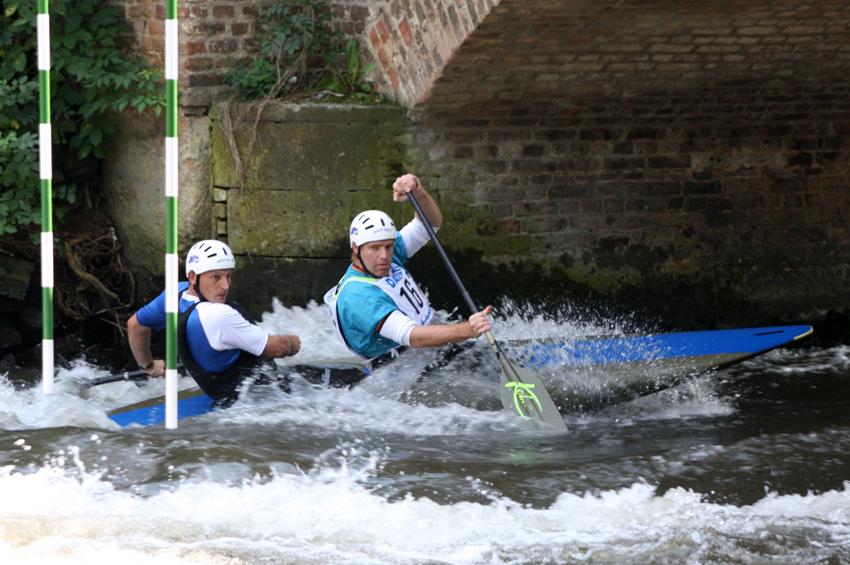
[497,354,568,432]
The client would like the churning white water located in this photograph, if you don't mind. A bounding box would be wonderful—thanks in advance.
[1,300,849,564]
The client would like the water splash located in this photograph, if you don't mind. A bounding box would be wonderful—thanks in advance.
[1,462,849,564]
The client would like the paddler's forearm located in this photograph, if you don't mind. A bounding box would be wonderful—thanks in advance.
[263,334,302,358]
[408,306,491,348]
[411,185,443,229]
[409,323,474,348]
[408,321,483,349]
[127,315,166,377]
[127,314,154,367]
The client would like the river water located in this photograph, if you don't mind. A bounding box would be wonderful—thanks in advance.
[1,299,849,564]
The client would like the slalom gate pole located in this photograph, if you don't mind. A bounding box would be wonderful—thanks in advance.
[38,0,54,394]
[164,0,179,428]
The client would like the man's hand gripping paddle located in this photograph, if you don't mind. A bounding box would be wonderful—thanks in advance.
[54,364,185,393]
[407,192,568,432]
[81,369,156,388]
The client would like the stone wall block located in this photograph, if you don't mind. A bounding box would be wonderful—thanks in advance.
[210,103,409,257]
[101,108,212,299]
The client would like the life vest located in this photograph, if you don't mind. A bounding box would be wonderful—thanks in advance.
[177,297,276,406]
[324,262,432,364]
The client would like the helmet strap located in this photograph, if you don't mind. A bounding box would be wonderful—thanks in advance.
[195,281,210,302]
[355,246,380,279]
[190,272,210,302]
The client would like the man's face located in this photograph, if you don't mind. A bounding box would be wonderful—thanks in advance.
[189,269,232,303]
[354,240,394,277]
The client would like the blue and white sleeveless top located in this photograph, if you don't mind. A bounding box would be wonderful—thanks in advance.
[137,280,266,373]
[184,302,268,372]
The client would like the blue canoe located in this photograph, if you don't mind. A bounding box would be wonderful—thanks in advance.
[107,387,214,427]
[512,324,814,406]
[107,325,813,426]
[522,325,813,371]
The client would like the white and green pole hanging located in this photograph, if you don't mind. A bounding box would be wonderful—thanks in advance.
[164,0,179,428]
[38,0,54,394]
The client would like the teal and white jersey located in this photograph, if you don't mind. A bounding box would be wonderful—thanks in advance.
[325,223,434,361]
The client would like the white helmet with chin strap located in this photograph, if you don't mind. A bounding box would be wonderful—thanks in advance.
[349,210,396,248]
[185,240,236,276]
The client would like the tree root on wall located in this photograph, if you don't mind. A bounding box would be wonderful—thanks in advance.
[0,221,139,366]
[57,230,135,326]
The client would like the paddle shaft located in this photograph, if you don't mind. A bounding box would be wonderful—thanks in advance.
[85,363,184,388]
[86,370,151,388]
[407,198,475,314]
[406,192,502,350]
[407,190,568,432]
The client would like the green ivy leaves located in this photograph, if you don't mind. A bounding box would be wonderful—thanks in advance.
[0,0,165,236]
[224,0,343,101]
[324,39,377,102]
[224,0,378,104]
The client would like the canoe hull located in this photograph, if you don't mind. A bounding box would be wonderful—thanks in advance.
[107,387,213,427]
[106,325,813,426]
[513,325,813,408]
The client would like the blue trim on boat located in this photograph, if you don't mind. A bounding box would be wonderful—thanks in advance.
[108,393,214,427]
[524,325,813,368]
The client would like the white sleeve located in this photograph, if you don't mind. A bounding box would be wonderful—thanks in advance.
[196,303,269,356]
[378,310,418,347]
[399,217,437,259]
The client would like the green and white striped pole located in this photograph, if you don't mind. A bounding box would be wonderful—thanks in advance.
[164,0,179,428]
[38,0,54,394]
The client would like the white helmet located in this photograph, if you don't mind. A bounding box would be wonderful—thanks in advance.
[349,210,396,248]
[185,240,236,276]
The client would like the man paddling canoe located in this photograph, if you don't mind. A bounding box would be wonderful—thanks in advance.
[323,174,492,372]
[127,240,301,405]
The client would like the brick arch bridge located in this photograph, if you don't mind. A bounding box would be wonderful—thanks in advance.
[354,0,850,324]
[119,0,850,324]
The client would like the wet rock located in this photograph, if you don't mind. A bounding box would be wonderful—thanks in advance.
[11,303,44,341]
[0,314,23,350]
[0,353,16,370]
[0,256,33,315]
[55,332,91,361]
[12,346,40,369]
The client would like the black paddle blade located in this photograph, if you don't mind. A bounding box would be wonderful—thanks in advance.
[497,355,568,432]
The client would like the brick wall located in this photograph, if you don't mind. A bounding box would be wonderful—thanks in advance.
[401,0,850,322]
[120,0,498,107]
[113,0,850,321]
[413,79,850,262]
[353,0,498,106]
[123,0,262,106]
